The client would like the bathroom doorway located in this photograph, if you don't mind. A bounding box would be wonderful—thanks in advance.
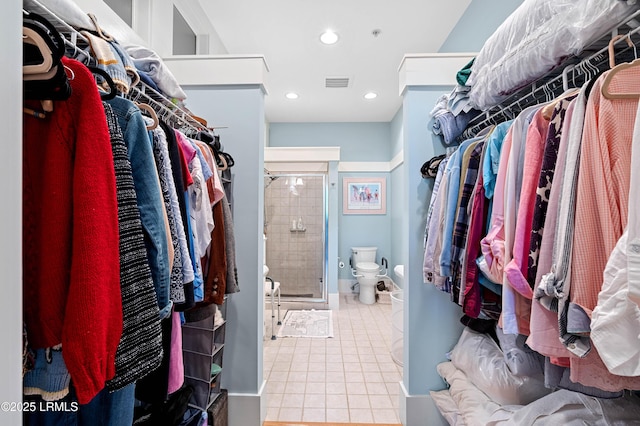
[264,172,328,302]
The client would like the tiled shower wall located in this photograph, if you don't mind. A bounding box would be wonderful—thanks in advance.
[265,174,325,299]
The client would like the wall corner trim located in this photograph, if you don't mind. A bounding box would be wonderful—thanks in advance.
[264,146,340,162]
[163,55,270,92]
[398,53,477,95]
[338,150,404,173]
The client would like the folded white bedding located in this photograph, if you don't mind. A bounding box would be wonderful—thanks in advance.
[486,389,640,425]
[468,0,637,110]
[430,389,466,426]
[437,362,499,426]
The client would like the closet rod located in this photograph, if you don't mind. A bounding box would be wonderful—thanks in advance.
[23,0,208,138]
[461,10,640,140]
[127,83,204,137]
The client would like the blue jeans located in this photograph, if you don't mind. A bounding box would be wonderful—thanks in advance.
[25,383,135,426]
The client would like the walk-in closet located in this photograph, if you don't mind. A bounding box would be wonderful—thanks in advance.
[6,0,640,425]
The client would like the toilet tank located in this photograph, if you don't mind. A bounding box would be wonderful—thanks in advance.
[351,246,377,265]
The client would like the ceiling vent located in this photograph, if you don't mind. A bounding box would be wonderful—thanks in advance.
[325,77,350,88]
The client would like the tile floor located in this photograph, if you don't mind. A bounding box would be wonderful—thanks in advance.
[263,292,402,424]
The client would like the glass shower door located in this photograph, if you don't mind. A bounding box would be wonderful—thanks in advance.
[264,173,327,301]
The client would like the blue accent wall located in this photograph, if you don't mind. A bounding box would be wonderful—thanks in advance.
[338,172,391,280]
[269,122,391,161]
[439,0,523,52]
[402,87,464,401]
[184,85,265,398]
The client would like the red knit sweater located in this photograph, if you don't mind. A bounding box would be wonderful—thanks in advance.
[23,57,122,404]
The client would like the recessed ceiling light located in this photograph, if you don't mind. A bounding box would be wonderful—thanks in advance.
[320,30,339,45]
[285,92,299,100]
[364,92,378,100]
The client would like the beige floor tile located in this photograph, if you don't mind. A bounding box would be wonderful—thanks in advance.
[303,393,326,408]
[345,371,365,382]
[348,394,370,409]
[346,381,368,395]
[376,353,395,365]
[306,382,326,394]
[326,382,347,395]
[373,408,400,423]
[368,394,393,409]
[349,408,374,423]
[309,354,326,363]
[364,371,385,383]
[265,407,279,421]
[278,407,302,422]
[343,361,363,372]
[342,353,360,363]
[359,353,378,363]
[287,371,307,382]
[267,369,289,381]
[390,395,400,408]
[270,361,291,372]
[284,381,306,394]
[326,393,349,409]
[277,353,293,363]
[366,382,389,395]
[326,353,343,363]
[341,345,358,354]
[325,362,344,372]
[307,364,326,373]
[385,382,400,396]
[267,381,286,394]
[325,408,350,422]
[280,338,296,347]
[289,361,308,372]
[280,393,304,408]
[278,345,295,354]
[302,407,326,422]
[326,371,346,382]
[291,353,310,362]
[267,393,283,408]
[295,339,312,347]
[326,346,341,355]
[382,371,402,382]
[361,362,380,372]
[306,371,325,382]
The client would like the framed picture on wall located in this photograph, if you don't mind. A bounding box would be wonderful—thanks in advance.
[343,177,386,215]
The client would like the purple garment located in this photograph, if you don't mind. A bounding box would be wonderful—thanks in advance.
[167,311,184,394]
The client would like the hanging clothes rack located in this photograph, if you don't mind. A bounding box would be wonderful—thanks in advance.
[461,9,640,140]
[23,0,207,138]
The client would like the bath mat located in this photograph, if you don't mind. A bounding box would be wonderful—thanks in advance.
[276,309,334,338]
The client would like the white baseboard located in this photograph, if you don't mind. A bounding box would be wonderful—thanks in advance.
[328,292,339,310]
[228,380,267,426]
[399,381,447,426]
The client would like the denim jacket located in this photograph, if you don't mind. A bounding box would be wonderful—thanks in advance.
[107,96,172,319]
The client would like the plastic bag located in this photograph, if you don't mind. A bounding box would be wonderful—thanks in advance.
[450,328,550,405]
[467,0,636,110]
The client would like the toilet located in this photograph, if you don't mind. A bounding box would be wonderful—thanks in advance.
[351,247,387,304]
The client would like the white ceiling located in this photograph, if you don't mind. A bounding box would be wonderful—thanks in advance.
[198,0,472,123]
